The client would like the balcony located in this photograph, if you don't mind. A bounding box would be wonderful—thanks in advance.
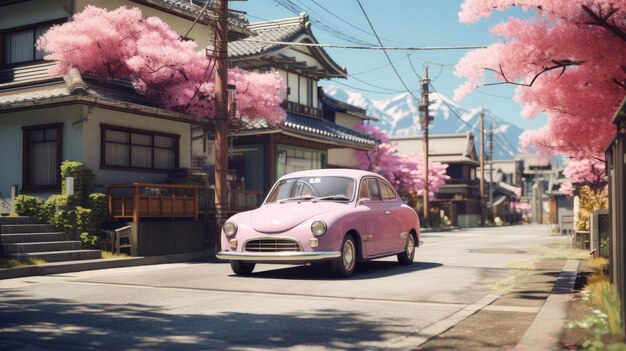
[281,101,322,119]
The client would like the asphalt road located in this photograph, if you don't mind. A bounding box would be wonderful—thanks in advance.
[0,224,557,351]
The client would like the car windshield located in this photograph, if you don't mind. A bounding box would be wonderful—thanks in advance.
[266,176,356,203]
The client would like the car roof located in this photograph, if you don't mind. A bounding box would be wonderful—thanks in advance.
[277,168,383,181]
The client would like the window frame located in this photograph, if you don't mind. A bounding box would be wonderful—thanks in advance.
[1,18,66,67]
[359,177,382,202]
[380,180,398,201]
[22,123,63,192]
[100,124,180,172]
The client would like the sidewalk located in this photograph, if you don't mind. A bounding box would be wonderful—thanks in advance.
[416,255,580,351]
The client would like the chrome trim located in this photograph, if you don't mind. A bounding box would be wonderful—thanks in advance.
[242,236,303,252]
[216,251,341,262]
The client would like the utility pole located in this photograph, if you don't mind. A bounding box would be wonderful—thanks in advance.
[479,109,486,226]
[214,0,229,251]
[419,67,430,227]
[489,118,494,222]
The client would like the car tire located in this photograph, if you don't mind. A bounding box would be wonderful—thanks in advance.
[331,235,357,277]
[397,234,416,265]
[230,260,256,275]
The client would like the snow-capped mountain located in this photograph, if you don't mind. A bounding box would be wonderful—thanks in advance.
[324,85,523,160]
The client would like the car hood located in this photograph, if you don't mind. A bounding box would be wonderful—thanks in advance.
[249,202,349,233]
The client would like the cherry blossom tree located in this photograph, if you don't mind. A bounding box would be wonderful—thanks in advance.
[38,5,286,124]
[454,0,626,158]
[355,123,449,198]
[559,156,607,195]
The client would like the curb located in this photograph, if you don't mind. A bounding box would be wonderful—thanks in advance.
[0,251,216,280]
[389,293,500,350]
[516,259,580,350]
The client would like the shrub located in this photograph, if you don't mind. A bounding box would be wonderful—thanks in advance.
[88,193,108,225]
[39,194,68,223]
[13,195,44,217]
[79,232,99,248]
[61,160,95,207]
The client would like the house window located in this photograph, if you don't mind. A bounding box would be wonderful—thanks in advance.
[22,123,62,190]
[101,125,179,171]
[276,145,325,179]
[3,21,58,65]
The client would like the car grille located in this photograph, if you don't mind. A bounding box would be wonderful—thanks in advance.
[244,238,302,252]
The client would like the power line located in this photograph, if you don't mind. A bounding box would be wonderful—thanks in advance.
[348,75,408,93]
[183,0,213,39]
[408,55,479,133]
[355,0,420,105]
[242,38,486,51]
[349,54,411,76]
[272,0,376,46]
[328,80,405,95]
[308,0,405,45]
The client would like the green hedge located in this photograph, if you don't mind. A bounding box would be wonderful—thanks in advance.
[14,161,108,248]
[13,195,44,217]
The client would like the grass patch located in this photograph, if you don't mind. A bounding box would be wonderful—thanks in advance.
[0,256,47,268]
[100,251,129,259]
[488,258,537,294]
[530,242,591,260]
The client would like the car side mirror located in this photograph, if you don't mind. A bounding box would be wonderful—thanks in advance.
[357,198,370,205]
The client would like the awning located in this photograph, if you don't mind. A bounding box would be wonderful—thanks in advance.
[232,112,377,150]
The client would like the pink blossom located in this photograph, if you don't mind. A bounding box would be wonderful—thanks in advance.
[454,0,626,159]
[38,6,285,124]
[354,123,449,197]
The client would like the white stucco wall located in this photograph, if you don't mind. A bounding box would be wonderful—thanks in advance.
[0,0,68,30]
[0,103,192,201]
[328,112,362,168]
[0,105,84,199]
[76,0,214,48]
[81,106,192,185]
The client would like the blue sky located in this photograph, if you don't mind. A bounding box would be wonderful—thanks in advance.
[231,0,548,130]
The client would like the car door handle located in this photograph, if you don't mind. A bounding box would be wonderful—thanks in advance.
[384,210,391,215]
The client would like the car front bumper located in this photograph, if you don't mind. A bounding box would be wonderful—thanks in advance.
[216,251,341,262]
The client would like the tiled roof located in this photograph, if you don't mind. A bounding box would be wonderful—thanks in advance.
[391,133,479,164]
[229,17,302,57]
[320,93,376,121]
[229,13,347,78]
[235,113,376,150]
[0,86,69,105]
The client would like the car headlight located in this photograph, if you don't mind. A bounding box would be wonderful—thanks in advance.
[311,221,327,237]
[223,222,237,237]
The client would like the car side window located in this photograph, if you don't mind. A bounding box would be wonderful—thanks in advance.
[381,181,397,201]
[359,178,381,202]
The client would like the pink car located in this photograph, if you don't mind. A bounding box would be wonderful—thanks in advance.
[216,169,421,277]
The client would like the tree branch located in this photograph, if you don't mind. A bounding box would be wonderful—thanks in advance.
[581,5,626,43]
[483,60,583,87]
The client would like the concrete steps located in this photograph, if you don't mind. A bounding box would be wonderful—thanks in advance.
[10,250,102,263]
[0,216,101,262]
[4,241,83,254]
[1,232,66,244]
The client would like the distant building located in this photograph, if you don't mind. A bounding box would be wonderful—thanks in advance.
[320,89,377,168]
[391,133,481,227]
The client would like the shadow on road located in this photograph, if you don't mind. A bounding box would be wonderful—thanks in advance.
[0,291,406,350]
[235,260,443,281]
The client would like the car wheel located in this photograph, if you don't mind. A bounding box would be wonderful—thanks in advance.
[230,260,256,275]
[397,234,416,265]
[331,235,357,277]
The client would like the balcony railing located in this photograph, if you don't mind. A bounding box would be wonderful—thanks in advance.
[105,183,203,222]
[281,101,322,118]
